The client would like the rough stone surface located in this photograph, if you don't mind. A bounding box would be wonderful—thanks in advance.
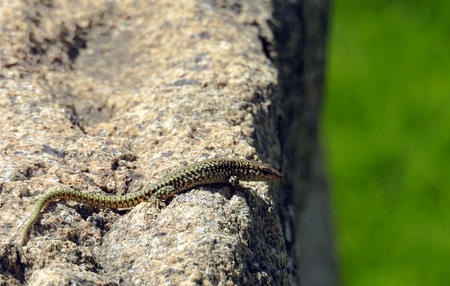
[0,0,284,285]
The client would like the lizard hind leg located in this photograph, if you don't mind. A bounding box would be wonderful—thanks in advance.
[140,196,166,220]
[126,185,174,229]
[140,185,175,219]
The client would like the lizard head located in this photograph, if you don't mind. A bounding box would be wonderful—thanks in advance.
[238,160,282,182]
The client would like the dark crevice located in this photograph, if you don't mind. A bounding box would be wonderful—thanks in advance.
[0,243,26,283]
[258,32,273,62]
[250,21,275,62]
[111,154,137,170]
[11,162,47,181]
[75,204,98,221]
[28,32,47,56]
[59,24,89,62]
[65,104,87,134]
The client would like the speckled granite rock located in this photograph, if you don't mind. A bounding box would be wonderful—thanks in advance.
[0,0,284,285]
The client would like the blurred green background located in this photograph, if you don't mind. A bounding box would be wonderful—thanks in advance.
[322,0,450,285]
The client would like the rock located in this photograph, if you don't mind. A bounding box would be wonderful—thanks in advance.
[0,0,284,284]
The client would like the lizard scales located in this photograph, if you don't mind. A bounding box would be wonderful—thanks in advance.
[20,158,281,246]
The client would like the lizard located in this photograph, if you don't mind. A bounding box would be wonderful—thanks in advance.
[19,158,281,246]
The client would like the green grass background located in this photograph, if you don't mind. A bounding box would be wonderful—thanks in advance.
[323,0,450,285]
